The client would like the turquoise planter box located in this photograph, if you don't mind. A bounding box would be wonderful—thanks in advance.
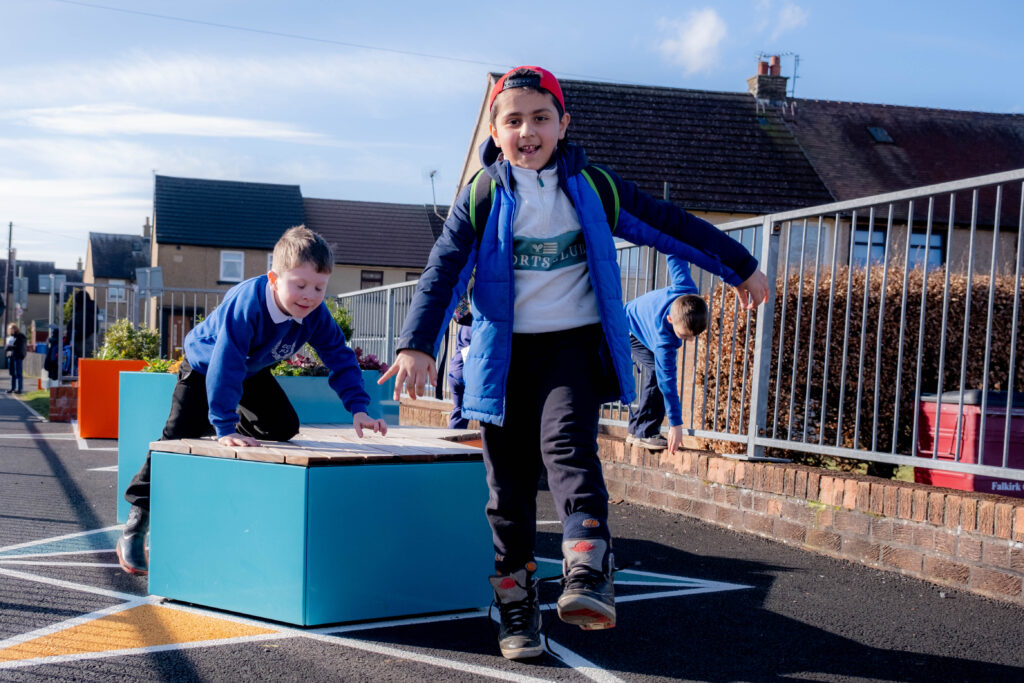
[117,370,399,522]
[148,452,492,625]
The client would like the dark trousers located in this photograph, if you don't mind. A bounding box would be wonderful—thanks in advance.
[628,335,664,438]
[448,325,472,429]
[480,324,615,573]
[8,357,23,393]
[124,359,300,511]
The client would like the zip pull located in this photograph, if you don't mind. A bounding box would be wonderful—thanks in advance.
[538,175,544,188]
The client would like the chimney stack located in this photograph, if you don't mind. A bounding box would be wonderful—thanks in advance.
[143,216,152,239]
[747,55,788,104]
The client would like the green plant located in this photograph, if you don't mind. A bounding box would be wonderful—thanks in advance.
[96,319,160,360]
[328,300,354,341]
[141,357,175,373]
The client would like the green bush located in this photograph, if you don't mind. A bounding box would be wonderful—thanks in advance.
[96,319,160,360]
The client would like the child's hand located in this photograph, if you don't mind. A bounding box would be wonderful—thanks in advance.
[667,425,682,454]
[218,432,260,447]
[377,349,437,401]
[352,411,388,438]
[734,270,770,310]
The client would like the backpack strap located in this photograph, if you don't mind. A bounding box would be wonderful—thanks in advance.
[468,168,496,238]
[579,165,620,233]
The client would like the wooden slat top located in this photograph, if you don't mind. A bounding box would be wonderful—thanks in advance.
[150,425,482,467]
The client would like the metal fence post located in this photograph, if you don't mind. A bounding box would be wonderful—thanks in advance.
[385,287,396,363]
[746,216,780,459]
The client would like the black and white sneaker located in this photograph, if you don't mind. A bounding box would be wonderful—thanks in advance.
[636,435,668,451]
[489,566,543,659]
[557,539,616,630]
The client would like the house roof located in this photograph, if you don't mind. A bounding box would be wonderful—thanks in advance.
[154,175,305,249]
[478,75,835,215]
[784,99,1024,225]
[303,198,446,269]
[87,232,150,280]
[0,260,82,295]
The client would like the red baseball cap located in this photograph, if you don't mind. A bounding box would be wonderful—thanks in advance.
[489,66,565,113]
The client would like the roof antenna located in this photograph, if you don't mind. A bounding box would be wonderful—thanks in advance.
[426,169,444,219]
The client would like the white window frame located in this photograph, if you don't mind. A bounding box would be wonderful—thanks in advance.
[108,279,127,303]
[220,251,245,282]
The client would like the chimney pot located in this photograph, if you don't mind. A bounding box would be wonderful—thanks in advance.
[757,60,769,76]
[769,55,781,76]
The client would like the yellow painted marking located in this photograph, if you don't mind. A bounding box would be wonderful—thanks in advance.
[0,604,276,663]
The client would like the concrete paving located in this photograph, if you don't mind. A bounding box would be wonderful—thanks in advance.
[0,391,1022,682]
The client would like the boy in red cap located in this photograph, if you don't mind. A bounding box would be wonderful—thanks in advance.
[381,66,768,659]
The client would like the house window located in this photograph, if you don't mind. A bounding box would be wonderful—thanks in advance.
[108,279,126,303]
[907,231,945,270]
[851,228,886,267]
[360,270,383,289]
[220,251,244,282]
[405,272,420,282]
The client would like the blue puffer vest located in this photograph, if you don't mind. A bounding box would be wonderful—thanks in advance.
[461,144,636,426]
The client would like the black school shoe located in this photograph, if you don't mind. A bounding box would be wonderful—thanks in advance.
[489,565,543,659]
[557,539,616,630]
[116,505,150,575]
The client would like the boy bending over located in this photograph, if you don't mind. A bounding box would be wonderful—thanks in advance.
[625,254,709,453]
[117,226,387,575]
[380,67,768,659]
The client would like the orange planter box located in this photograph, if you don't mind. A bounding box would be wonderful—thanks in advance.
[77,359,148,438]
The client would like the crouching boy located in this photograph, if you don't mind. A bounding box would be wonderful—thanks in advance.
[380,66,768,659]
[117,225,387,575]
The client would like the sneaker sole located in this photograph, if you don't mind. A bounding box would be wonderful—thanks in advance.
[115,543,148,576]
[500,643,545,660]
[557,596,616,630]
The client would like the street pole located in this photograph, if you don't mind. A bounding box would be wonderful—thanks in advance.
[3,221,11,337]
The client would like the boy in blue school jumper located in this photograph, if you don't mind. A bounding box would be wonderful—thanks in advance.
[380,67,769,659]
[625,254,709,454]
[117,226,387,575]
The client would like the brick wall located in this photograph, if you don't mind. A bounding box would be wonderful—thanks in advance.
[48,384,77,422]
[401,398,1024,607]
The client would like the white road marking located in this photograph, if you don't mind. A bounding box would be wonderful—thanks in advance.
[0,525,122,554]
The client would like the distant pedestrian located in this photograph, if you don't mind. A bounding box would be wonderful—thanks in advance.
[5,323,27,394]
[447,292,473,429]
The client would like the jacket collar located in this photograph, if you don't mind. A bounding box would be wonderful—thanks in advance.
[478,139,589,194]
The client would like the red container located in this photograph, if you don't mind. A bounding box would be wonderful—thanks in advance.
[915,390,1024,498]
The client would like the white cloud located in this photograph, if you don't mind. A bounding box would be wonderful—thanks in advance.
[3,105,325,142]
[656,9,729,75]
[772,3,808,41]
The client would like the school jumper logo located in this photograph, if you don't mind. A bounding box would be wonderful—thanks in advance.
[513,232,587,271]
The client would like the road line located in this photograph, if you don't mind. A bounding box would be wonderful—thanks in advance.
[0,560,122,568]
[0,525,122,554]
[0,566,141,601]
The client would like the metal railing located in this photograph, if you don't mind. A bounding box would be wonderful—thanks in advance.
[51,279,226,383]
[335,167,1024,483]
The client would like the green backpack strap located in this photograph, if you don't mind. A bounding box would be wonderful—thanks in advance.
[469,168,496,238]
[468,164,619,237]
[579,165,620,233]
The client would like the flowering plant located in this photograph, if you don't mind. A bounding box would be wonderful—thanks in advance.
[271,352,330,377]
[354,347,388,374]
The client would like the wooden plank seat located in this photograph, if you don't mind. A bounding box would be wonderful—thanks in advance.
[147,426,493,626]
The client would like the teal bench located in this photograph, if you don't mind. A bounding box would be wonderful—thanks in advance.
[147,426,492,626]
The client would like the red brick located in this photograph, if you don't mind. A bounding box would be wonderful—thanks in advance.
[869,484,885,515]
[856,481,871,511]
[722,459,737,485]
[891,521,914,546]
[820,477,835,506]
[716,506,743,529]
[783,468,796,497]
[1014,507,1024,542]
[994,503,1014,540]
[977,500,996,536]
[883,484,900,517]
[912,527,936,551]
[982,541,1011,568]
[870,519,894,542]
[766,498,783,517]
[832,478,847,507]
[927,492,946,526]
[841,537,880,563]
[924,556,970,585]
[843,479,859,510]
[771,467,785,495]
[1010,546,1024,572]
[971,567,1023,597]
[911,489,928,522]
[794,469,808,499]
[607,479,626,499]
[881,546,924,573]
[739,490,753,510]
[960,498,978,532]
[806,529,842,553]
[743,511,774,535]
[773,518,806,544]
[806,471,820,501]
[834,510,870,537]
[898,488,914,519]
[814,505,834,528]
[934,530,957,556]
[782,501,812,525]
[649,490,669,509]
[944,495,963,530]
[712,486,728,504]
[692,500,716,520]
[958,536,983,563]
[752,494,768,514]
[670,495,693,515]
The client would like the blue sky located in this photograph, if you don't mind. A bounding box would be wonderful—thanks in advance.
[2,0,1021,269]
